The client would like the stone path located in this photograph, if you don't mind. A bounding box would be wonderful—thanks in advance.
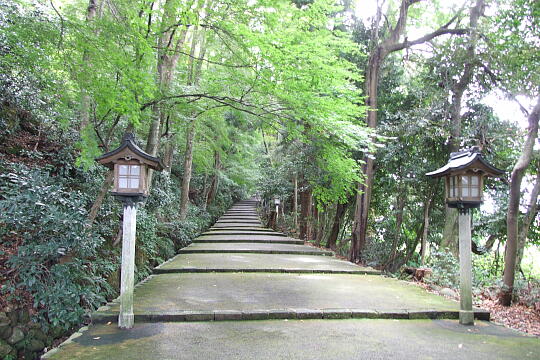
[43,200,540,359]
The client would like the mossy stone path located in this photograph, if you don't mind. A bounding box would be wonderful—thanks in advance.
[44,200,540,359]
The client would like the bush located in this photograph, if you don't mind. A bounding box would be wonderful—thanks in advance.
[134,209,175,281]
[0,163,110,330]
[425,250,460,289]
[162,205,213,251]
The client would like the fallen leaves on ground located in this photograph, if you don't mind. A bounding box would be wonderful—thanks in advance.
[417,281,540,337]
[479,299,540,337]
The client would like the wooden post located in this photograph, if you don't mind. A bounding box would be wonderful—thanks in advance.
[293,174,298,229]
[119,202,137,329]
[458,210,474,325]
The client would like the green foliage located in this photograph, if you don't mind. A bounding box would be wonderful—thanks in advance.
[0,163,110,330]
[487,0,540,96]
[425,251,460,289]
[134,209,175,281]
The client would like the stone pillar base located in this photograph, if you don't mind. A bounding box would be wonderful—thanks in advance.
[118,313,134,329]
[459,310,474,325]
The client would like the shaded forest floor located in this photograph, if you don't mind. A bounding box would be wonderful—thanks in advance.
[418,282,540,337]
[479,299,540,336]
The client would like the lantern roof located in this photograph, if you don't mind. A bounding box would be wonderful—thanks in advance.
[426,147,504,178]
[96,133,164,171]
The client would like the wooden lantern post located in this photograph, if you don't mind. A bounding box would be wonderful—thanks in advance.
[96,133,163,329]
[274,197,280,221]
[427,147,503,325]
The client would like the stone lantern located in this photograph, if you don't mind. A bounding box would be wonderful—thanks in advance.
[96,133,163,201]
[96,133,163,329]
[426,147,503,325]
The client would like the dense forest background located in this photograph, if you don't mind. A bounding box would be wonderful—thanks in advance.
[0,0,539,358]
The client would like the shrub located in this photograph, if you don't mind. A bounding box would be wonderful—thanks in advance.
[160,205,213,251]
[134,208,175,281]
[0,164,110,330]
[425,250,460,289]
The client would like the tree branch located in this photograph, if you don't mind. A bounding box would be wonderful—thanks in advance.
[140,93,292,122]
[387,28,468,53]
[49,0,65,48]
[160,48,252,69]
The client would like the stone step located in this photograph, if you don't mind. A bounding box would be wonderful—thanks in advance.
[208,227,275,232]
[212,223,264,228]
[215,220,261,224]
[154,253,380,274]
[93,308,490,324]
[193,235,304,245]
[223,212,258,216]
[92,273,489,323]
[220,214,259,217]
[201,230,285,237]
[179,243,333,256]
[198,234,288,240]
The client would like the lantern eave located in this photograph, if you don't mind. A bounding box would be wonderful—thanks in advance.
[426,148,504,178]
[95,133,164,171]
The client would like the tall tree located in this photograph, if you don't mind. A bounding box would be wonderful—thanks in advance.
[441,0,485,255]
[349,0,468,262]
[484,0,540,305]
[501,98,540,305]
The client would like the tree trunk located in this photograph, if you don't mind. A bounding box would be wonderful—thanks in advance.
[79,0,100,133]
[179,120,197,220]
[420,196,433,266]
[178,25,208,219]
[145,0,191,188]
[206,151,221,207]
[299,184,312,241]
[313,203,320,244]
[442,0,484,256]
[267,210,277,229]
[349,47,380,263]
[500,96,540,306]
[87,170,113,224]
[162,139,174,172]
[326,202,346,251]
[201,173,209,210]
[385,190,406,269]
[516,164,540,273]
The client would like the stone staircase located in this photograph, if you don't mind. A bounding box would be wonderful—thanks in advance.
[90,199,489,324]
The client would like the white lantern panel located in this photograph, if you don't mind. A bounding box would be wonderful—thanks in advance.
[471,176,479,185]
[119,177,128,188]
[130,165,140,176]
[461,176,469,185]
[471,187,479,197]
[129,178,140,189]
[119,165,129,175]
[462,187,469,197]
